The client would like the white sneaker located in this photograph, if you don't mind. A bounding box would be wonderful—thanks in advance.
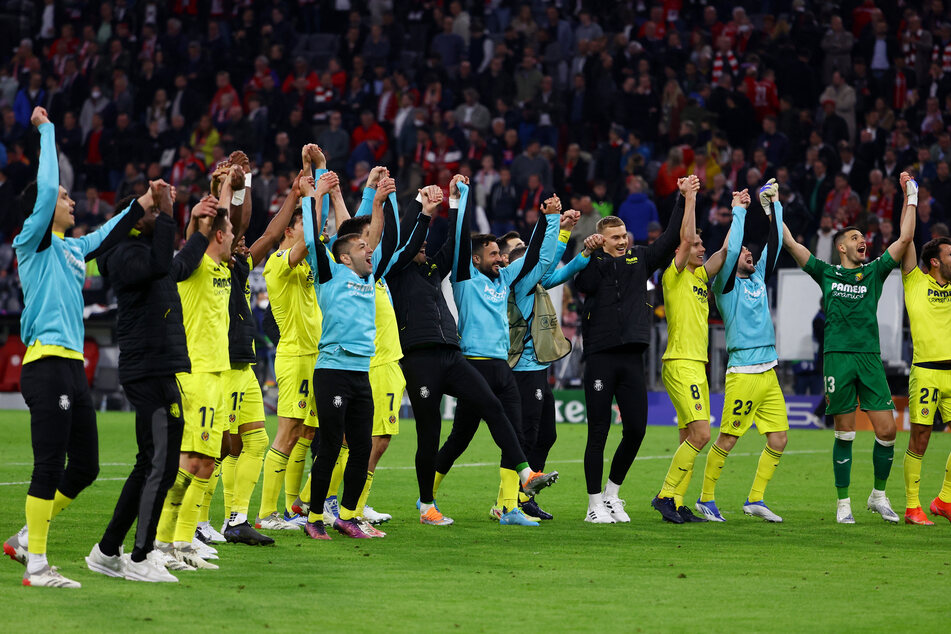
[836,498,855,524]
[197,521,226,543]
[122,553,178,583]
[603,497,631,523]
[85,543,125,578]
[742,500,783,523]
[23,564,81,588]
[584,503,616,523]
[362,506,392,524]
[153,542,195,571]
[174,544,219,570]
[255,512,299,530]
[867,491,900,523]
[189,537,219,560]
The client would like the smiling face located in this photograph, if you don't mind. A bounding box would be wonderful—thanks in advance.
[686,236,705,268]
[601,223,628,256]
[473,241,503,279]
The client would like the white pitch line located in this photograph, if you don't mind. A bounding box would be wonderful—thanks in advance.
[0,448,851,485]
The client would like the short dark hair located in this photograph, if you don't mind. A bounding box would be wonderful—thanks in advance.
[471,233,497,254]
[922,237,951,268]
[832,225,861,248]
[17,181,38,219]
[496,231,521,255]
[288,207,303,230]
[337,215,372,237]
[508,245,528,262]
[332,233,362,261]
[212,208,230,234]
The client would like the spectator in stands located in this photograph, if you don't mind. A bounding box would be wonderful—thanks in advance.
[617,176,659,244]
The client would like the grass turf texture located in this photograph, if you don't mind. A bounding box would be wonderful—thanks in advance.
[2,411,950,632]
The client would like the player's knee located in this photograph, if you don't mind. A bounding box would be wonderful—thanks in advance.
[689,426,711,448]
[769,432,788,452]
[70,461,100,491]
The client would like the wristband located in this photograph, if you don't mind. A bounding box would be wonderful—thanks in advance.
[449,197,460,209]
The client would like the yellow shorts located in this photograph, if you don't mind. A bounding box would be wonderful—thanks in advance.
[370,361,405,436]
[662,359,710,428]
[275,353,319,428]
[908,365,951,426]
[222,364,266,433]
[719,369,789,437]
[176,371,226,457]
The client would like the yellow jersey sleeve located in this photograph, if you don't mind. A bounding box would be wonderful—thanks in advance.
[264,250,321,357]
[371,279,403,367]
[662,261,710,362]
[178,254,232,373]
[904,267,951,363]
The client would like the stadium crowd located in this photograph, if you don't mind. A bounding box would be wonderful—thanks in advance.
[2,1,951,316]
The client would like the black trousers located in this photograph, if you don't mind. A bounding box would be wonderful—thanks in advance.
[99,376,184,562]
[402,348,527,504]
[434,357,528,478]
[515,369,557,472]
[583,346,648,495]
[310,369,373,515]
[21,357,99,501]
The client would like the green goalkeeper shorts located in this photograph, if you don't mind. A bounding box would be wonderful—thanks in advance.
[822,352,895,416]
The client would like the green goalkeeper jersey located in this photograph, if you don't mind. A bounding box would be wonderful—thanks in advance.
[802,251,898,354]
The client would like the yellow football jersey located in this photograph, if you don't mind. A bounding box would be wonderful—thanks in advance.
[662,261,710,362]
[903,267,951,363]
[178,253,231,373]
[372,278,402,367]
[264,248,321,356]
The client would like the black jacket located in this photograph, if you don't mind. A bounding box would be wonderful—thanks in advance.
[227,254,256,365]
[99,212,208,383]
[574,195,685,357]
[386,200,460,353]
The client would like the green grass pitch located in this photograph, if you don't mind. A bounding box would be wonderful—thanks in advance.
[2,411,950,632]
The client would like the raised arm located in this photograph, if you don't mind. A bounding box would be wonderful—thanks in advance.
[893,172,919,274]
[710,189,749,292]
[673,176,700,272]
[385,185,441,276]
[250,170,304,266]
[170,197,217,282]
[755,180,783,282]
[645,190,687,272]
[76,192,147,262]
[782,221,812,268]
[504,195,562,290]
[13,108,58,253]
[450,175,473,283]
[544,233,602,288]
[300,177,335,284]
[356,166,389,217]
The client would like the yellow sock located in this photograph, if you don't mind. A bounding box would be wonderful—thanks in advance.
[940,452,951,503]
[25,495,53,554]
[157,469,192,543]
[904,449,924,510]
[233,428,268,516]
[49,490,73,520]
[357,471,374,516]
[174,475,210,543]
[327,445,349,498]
[300,472,312,505]
[660,441,701,500]
[495,479,504,508]
[285,437,312,514]
[257,448,289,518]
[221,454,238,519]
[748,446,783,503]
[700,444,729,502]
[433,471,446,498]
[339,506,356,521]
[674,467,693,509]
[198,459,221,524]
[307,510,323,523]
[500,468,519,512]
